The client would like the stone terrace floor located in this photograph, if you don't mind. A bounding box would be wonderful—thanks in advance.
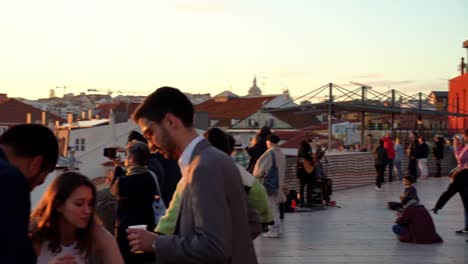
[254,177,467,264]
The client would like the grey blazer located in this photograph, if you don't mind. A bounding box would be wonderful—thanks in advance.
[154,139,258,264]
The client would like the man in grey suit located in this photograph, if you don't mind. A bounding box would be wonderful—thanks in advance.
[127,87,257,264]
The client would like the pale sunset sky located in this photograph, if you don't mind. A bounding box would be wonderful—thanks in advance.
[0,0,467,100]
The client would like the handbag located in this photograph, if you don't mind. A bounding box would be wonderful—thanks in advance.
[263,151,279,195]
[148,170,167,224]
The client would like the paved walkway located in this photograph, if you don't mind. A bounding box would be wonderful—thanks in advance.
[255,177,467,264]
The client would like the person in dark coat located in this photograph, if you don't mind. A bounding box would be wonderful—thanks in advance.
[110,140,157,263]
[432,168,468,235]
[296,139,314,206]
[374,139,388,191]
[128,130,180,207]
[393,200,443,244]
[432,136,445,177]
[246,126,271,173]
[0,124,59,264]
[407,131,419,182]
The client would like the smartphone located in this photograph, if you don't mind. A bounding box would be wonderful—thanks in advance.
[103,147,117,158]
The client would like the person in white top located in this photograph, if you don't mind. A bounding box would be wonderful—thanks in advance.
[30,172,123,264]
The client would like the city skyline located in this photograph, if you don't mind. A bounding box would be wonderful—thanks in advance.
[0,0,467,100]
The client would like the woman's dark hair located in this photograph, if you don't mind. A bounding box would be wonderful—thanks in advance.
[203,127,230,155]
[379,139,384,145]
[227,135,235,154]
[403,176,414,184]
[30,172,97,257]
[132,87,194,127]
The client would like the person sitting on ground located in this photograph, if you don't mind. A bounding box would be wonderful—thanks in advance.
[30,172,123,264]
[392,199,443,244]
[432,168,468,236]
[388,176,419,211]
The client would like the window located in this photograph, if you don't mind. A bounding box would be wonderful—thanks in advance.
[74,138,86,152]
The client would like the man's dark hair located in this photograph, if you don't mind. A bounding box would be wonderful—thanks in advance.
[267,134,280,144]
[410,131,418,137]
[0,124,59,172]
[227,135,235,154]
[127,131,147,144]
[464,128,468,137]
[403,176,414,184]
[132,87,194,127]
[203,127,230,155]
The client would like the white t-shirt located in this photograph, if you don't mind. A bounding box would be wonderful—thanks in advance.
[37,241,87,264]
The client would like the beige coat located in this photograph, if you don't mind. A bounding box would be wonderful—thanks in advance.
[252,147,286,203]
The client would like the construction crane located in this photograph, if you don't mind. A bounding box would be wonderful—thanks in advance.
[56,85,68,97]
[87,88,148,96]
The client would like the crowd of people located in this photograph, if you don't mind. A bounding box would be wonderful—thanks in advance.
[1,86,468,263]
[0,87,291,263]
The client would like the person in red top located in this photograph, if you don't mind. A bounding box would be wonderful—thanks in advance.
[393,200,443,244]
[382,133,396,182]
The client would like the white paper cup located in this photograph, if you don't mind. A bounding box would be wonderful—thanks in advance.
[128,225,148,253]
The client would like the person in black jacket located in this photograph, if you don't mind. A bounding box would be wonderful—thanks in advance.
[407,131,419,182]
[432,136,445,177]
[432,168,468,237]
[296,140,314,206]
[246,126,271,173]
[415,136,430,180]
[0,124,59,264]
[374,139,388,191]
[110,140,157,263]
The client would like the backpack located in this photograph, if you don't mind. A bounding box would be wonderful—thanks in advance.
[148,170,167,225]
[263,151,279,195]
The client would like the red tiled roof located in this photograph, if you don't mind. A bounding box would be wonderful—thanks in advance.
[270,109,321,129]
[95,102,141,118]
[276,130,342,148]
[0,98,66,125]
[195,96,276,127]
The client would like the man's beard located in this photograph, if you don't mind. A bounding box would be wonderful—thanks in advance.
[158,126,179,160]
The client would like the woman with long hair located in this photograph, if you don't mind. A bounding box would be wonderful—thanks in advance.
[30,171,123,264]
[297,139,314,206]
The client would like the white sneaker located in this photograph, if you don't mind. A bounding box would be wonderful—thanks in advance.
[262,230,280,238]
[374,186,383,191]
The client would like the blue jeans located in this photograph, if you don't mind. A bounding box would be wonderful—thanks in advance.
[394,160,402,180]
[392,224,408,235]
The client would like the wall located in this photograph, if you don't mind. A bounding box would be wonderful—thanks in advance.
[448,73,468,132]
[283,149,457,192]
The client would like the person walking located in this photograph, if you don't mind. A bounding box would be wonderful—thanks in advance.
[432,136,445,177]
[253,134,286,238]
[128,87,257,263]
[416,136,430,180]
[374,139,388,191]
[382,133,395,182]
[394,138,404,180]
[432,168,468,235]
[0,124,59,263]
